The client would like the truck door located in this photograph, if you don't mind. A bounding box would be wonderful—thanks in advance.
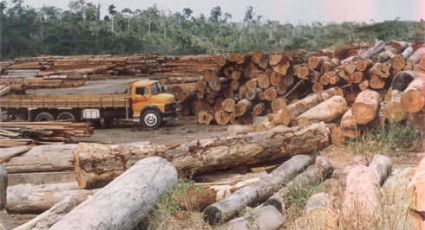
[132,86,150,117]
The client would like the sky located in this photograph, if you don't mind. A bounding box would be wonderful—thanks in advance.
[18,0,425,24]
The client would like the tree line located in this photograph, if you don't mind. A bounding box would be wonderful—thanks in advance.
[1,0,424,60]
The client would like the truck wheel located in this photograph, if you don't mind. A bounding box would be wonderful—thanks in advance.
[34,112,54,121]
[140,109,161,129]
[57,112,76,121]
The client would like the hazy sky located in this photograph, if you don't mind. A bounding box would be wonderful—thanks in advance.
[18,0,425,24]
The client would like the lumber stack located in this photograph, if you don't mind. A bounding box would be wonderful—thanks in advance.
[194,40,425,125]
[0,122,93,147]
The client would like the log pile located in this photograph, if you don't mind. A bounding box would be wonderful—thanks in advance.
[0,122,93,147]
[192,40,425,126]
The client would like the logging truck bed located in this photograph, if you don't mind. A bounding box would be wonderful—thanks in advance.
[0,94,130,109]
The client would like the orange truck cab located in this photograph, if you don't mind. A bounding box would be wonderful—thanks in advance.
[130,80,180,128]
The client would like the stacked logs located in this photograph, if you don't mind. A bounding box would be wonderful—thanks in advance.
[193,41,425,128]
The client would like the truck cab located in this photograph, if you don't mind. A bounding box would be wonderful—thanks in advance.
[130,80,179,128]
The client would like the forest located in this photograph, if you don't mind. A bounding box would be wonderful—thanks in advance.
[1,0,425,60]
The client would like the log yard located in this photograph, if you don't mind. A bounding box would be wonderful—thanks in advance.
[1,1,425,230]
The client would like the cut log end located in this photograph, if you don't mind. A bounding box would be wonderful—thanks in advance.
[401,90,425,113]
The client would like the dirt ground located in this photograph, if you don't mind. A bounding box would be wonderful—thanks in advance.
[83,116,227,145]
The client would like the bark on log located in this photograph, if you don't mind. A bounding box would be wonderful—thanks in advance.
[294,193,338,230]
[74,123,330,189]
[342,155,392,229]
[359,40,386,59]
[4,145,76,173]
[197,111,214,125]
[13,196,80,230]
[406,158,425,229]
[50,157,178,230]
[294,96,347,126]
[270,88,343,126]
[203,155,314,224]
[401,72,425,113]
[6,182,94,214]
[226,205,284,230]
[352,89,380,125]
[0,166,6,210]
[264,156,333,212]
[0,146,31,164]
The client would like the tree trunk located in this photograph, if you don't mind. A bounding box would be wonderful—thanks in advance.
[197,111,214,125]
[3,145,77,174]
[226,205,284,230]
[264,156,333,212]
[203,155,314,224]
[74,122,331,189]
[271,97,287,113]
[6,182,94,213]
[50,157,177,230]
[227,53,245,65]
[294,193,339,230]
[407,158,425,229]
[214,109,230,125]
[0,146,31,164]
[222,98,236,113]
[294,96,348,126]
[352,89,380,125]
[14,196,80,230]
[342,154,392,229]
[269,87,343,126]
[401,72,425,113]
[0,166,6,210]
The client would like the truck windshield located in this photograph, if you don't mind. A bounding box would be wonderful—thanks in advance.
[150,82,162,95]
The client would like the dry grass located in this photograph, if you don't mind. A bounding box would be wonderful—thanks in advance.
[347,123,423,157]
[144,179,212,230]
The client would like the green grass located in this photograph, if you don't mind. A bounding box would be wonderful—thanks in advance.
[347,123,423,157]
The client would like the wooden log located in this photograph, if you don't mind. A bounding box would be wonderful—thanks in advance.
[235,99,252,117]
[294,64,310,79]
[359,79,369,91]
[401,72,425,113]
[75,123,330,189]
[203,155,314,224]
[407,158,425,229]
[351,71,364,83]
[222,98,236,113]
[369,75,386,89]
[13,196,80,230]
[214,109,230,125]
[4,145,76,174]
[252,103,265,118]
[257,73,270,89]
[226,205,284,230]
[271,97,287,113]
[340,109,356,130]
[392,55,407,71]
[294,96,348,126]
[272,57,290,75]
[251,51,268,69]
[264,156,333,212]
[270,71,283,86]
[50,157,178,230]
[355,59,372,71]
[260,87,277,101]
[0,146,31,164]
[359,40,386,59]
[197,111,214,125]
[271,87,343,126]
[227,53,245,65]
[352,89,380,125]
[294,193,338,230]
[269,54,283,66]
[408,47,425,65]
[6,182,94,213]
[0,166,6,210]
[342,155,392,229]
[308,56,329,70]
[227,125,255,137]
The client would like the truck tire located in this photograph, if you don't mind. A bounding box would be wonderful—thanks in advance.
[34,112,54,121]
[57,112,76,121]
[140,109,161,129]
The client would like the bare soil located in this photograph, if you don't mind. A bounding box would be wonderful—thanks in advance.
[83,116,227,145]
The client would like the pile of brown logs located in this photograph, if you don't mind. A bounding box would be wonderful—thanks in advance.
[0,55,226,92]
[193,40,425,126]
[0,122,93,147]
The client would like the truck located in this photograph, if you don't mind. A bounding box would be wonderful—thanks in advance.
[0,80,180,128]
